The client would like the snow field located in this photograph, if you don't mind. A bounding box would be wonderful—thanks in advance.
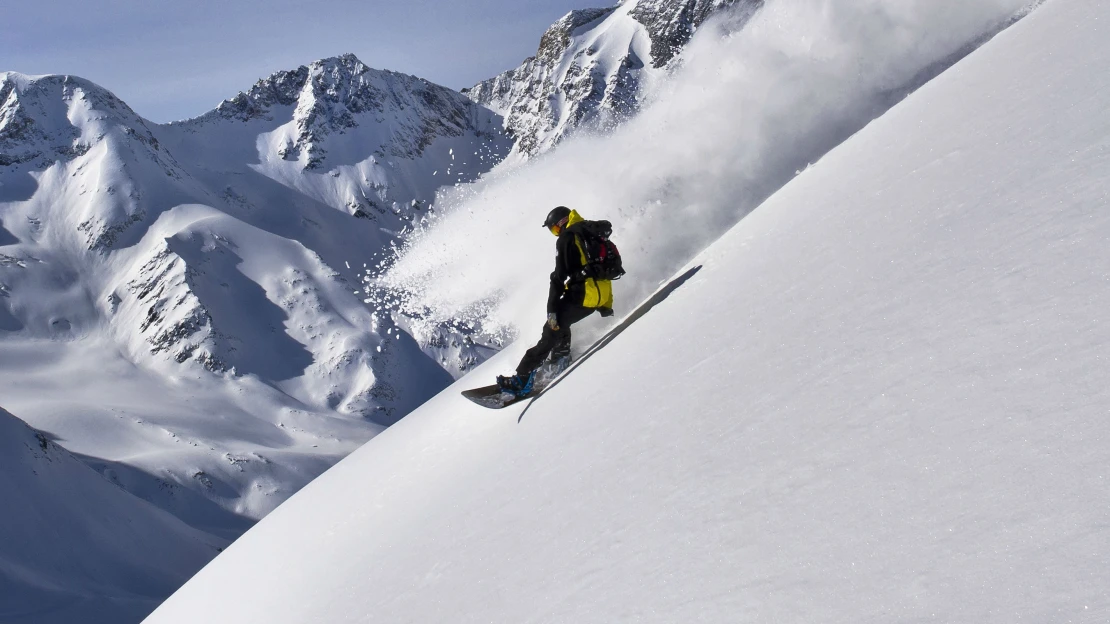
[146,0,1110,622]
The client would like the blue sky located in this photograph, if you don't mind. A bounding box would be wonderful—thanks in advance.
[2,0,609,123]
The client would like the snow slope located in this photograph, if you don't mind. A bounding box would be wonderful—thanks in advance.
[0,406,222,624]
[146,0,1110,622]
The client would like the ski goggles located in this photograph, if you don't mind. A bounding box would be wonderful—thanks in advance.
[547,218,568,236]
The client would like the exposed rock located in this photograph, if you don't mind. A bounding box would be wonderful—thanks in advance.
[466,0,761,158]
[187,54,504,171]
[629,0,756,68]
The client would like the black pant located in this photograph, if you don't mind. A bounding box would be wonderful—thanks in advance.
[516,298,596,375]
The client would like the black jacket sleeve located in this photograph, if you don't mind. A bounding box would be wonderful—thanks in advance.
[547,234,573,313]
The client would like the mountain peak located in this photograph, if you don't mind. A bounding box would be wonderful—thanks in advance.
[208,53,385,124]
[0,72,160,170]
[629,0,760,68]
[537,8,619,64]
[308,53,369,75]
[201,54,500,170]
[466,0,759,159]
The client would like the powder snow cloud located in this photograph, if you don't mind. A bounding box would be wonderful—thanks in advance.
[376,0,1033,364]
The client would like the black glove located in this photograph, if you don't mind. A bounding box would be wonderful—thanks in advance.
[598,306,614,317]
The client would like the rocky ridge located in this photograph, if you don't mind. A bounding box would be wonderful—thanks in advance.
[466,0,761,158]
[629,0,754,68]
[183,54,505,171]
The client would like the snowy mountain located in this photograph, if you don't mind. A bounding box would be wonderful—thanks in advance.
[465,0,760,158]
[0,54,509,624]
[0,405,222,624]
[143,0,1110,622]
[166,54,509,218]
[0,56,492,421]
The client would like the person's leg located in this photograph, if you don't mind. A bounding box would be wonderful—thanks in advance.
[515,301,594,375]
[516,320,558,375]
[551,301,595,361]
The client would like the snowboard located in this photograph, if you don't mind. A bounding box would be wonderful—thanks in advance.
[462,358,569,409]
[460,384,538,409]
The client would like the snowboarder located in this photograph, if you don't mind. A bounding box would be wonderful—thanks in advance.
[496,206,618,396]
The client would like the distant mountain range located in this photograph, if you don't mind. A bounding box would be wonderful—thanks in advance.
[0,52,508,624]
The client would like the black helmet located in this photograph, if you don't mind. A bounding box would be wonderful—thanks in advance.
[543,206,571,229]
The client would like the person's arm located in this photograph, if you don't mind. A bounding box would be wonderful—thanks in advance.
[546,235,570,313]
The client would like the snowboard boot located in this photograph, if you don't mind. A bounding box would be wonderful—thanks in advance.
[496,370,536,397]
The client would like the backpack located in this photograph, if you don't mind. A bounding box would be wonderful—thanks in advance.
[575,220,626,281]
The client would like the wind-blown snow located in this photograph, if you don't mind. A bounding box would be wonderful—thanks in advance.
[376,0,1032,362]
[143,0,1110,622]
